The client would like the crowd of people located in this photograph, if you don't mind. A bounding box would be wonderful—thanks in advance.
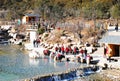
[53,43,93,62]
[33,38,41,47]
[33,41,95,64]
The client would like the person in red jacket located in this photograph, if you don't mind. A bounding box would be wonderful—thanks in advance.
[68,46,73,54]
[73,46,77,55]
[55,46,58,53]
[80,47,84,54]
[61,44,64,54]
[65,46,69,55]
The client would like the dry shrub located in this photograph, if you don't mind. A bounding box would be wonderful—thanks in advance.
[44,29,65,44]
[53,29,64,38]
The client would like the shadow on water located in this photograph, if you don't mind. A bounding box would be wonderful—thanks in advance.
[0,44,23,54]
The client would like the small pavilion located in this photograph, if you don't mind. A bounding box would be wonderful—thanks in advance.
[22,13,40,24]
[99,25,120,57]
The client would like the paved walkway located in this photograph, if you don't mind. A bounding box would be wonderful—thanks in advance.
[108,26,120,35]
[91,47,120,69]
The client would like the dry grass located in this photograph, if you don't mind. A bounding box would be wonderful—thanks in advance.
[41,27,101,45]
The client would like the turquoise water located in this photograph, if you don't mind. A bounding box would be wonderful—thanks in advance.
[0,72,19,81]
[0,45,83,81]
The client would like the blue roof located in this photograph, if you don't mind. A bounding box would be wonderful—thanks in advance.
[24,13,40,17]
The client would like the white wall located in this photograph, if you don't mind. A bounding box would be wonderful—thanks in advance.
[22,16,27,24]
[30,31,37,43]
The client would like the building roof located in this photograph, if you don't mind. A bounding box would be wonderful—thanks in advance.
[99,35,120,45]
[99,26,120,45]
[24,13,40,17]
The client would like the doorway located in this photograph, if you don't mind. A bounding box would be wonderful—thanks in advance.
[114,45,119,56]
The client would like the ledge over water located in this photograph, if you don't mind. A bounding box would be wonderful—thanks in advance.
[23,65,100,81]
[0,45,101,81]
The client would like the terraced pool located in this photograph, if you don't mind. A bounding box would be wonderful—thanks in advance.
[0,45,83,81]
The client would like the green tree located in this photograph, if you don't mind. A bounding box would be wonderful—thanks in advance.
[1,0,120,20]
[110,4,120,19]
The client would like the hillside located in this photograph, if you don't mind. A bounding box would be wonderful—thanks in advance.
[0,0,120,21]
[39,18,106,46]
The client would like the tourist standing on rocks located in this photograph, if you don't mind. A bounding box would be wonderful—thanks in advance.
[55,45,59,53]
[61,44,65,55]
[58,45,61,53]
[73,46,79,55]
[33,39,36,47]
[115,23,118,32]
[106,45,112,62]
[33,38,41,48]
[104,45,107,56]
[79,47,85,63]
[68,46,73,54]
[84,48,87,56]
[65,46,69,55]
[79,47,84,55]
[86,54,91,65]
[36,38,40,47]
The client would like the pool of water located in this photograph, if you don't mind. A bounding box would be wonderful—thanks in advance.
[0,45,84,81]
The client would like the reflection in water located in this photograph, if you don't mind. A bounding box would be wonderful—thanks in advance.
[29,59,40,66]
[0,45,82,81]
